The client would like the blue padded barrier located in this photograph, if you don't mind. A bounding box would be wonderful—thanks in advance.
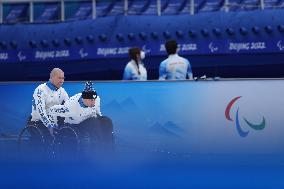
[1,11,284,80]
[1,79,284,156]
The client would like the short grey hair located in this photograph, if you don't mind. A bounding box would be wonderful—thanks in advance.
[50,68,63,79]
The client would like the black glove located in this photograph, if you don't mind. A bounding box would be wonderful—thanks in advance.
[57,116,65,126]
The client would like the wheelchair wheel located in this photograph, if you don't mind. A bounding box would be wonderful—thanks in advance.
[54,126,80,156]
[18,125,46,157]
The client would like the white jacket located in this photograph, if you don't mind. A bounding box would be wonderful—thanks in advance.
[123,60,147,81]
[48,93,102,125]
[31,81,69,128]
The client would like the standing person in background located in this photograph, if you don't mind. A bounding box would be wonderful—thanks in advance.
[30,68,69,140]
[159,40,193,80]
[123,47,147,81]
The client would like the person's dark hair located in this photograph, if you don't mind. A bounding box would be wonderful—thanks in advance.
[165,40,178,55]
[128,47,141,75]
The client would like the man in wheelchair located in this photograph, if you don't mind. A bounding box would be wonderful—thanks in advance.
[27,68,68,145]
[48,81,114,150]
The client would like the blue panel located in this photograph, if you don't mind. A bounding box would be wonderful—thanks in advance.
[107,0,124,16]
[1,80,284,155]
[241,0,261,11]
[161,0,188,15]
[264,0,280,9]
[70,1,92,20]
[197,0,225,13]
[0,80,284,189]
[228,0,244,11]
[3,3,29,23]
[142,1,158,15]
[278,0,284,7]
[34,2,60,22]
[128,0,151,15]
[96,0,115,17]
[65,1,92,20]
[229,0,260,11]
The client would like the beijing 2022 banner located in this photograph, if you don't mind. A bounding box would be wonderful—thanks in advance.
[1,39,284,63]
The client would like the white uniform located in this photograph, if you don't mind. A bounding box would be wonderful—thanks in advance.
[48,93,102,125]
[123,60,147,81]
[31,81,69,128]
[159,54,193,80]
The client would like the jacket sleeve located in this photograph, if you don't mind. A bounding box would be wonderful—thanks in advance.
[95,96,102,116]
[61,88,69,104]
[33,88,56,128]
[159,62,167,80]
[123,64,132,80]
[187,60,193,80]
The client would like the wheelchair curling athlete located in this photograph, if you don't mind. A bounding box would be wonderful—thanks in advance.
[30,68,68,143]
[48,81,114,149]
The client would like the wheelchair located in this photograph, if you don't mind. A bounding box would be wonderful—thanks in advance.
[18,116,115,158]
[18,116,80,158]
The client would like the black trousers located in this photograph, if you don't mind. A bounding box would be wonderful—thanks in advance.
[66,116,114,147]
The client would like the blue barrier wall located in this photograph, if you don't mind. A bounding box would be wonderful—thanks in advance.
[1,80,284,189]
[1,80,284,155]
[1,10,284,80]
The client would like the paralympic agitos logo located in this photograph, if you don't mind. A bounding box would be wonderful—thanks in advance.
[225,96,266,137]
